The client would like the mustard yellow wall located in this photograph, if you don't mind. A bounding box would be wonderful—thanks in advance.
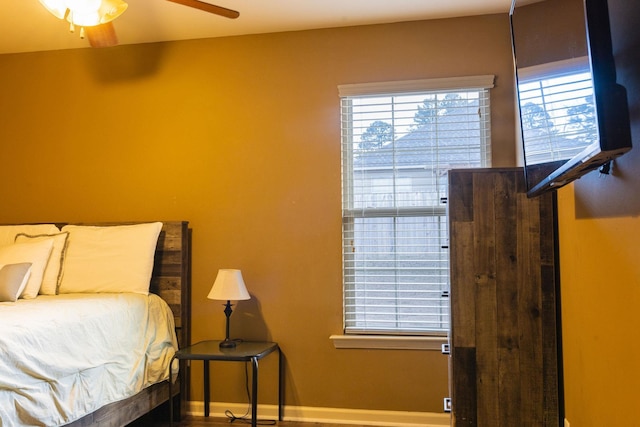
[0,16,516,413]
[558,0,640,425]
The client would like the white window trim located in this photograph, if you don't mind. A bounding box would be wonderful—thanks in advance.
[330,334,448,351]
[338,75,495,97]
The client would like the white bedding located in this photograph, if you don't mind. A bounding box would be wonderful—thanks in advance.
[0,293,178,427]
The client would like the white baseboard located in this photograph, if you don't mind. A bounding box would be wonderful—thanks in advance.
[187,401,450,427]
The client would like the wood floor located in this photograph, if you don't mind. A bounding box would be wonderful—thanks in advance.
[126,402,382,427]
[155,417,353,427]
[128,408,361,427]
[139,415,352,427]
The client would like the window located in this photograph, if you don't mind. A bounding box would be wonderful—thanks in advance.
[339,76,493,335]
[517,57,596,165]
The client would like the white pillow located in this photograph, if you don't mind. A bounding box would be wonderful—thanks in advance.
[0,224,59,247]
[59,222,163,295]
[15,232,69,295]
[0,239,54,299]
[0,263,32,302]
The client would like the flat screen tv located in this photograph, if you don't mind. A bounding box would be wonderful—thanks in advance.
[510,0,632,197]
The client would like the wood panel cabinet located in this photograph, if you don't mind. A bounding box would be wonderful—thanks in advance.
[448,168,562,426]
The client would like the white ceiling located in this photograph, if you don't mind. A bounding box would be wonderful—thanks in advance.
[1,0,513,55]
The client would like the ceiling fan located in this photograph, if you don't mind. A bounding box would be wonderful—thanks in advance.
[39,0,240,48]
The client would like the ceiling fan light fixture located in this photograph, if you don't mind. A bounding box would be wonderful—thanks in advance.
[39,0,128,27]
[39,0,235,48]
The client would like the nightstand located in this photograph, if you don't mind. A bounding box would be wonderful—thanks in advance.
[169,340,282,427]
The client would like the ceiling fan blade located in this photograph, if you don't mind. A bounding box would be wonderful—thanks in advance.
[85,22,119,48]
[167,0,240,19]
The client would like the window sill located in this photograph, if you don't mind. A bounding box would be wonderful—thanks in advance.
[330,334,447,351]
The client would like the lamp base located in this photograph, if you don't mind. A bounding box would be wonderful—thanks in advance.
[219,300,238,349]
[219,339,237,349]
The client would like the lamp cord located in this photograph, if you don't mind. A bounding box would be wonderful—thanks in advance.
[223,362,276,425]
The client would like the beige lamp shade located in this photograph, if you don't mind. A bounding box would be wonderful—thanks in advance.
[207,269,250,301]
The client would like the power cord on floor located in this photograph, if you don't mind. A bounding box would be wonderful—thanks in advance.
[222,362,276,425]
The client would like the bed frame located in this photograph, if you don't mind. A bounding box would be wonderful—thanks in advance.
[62,221,192,427]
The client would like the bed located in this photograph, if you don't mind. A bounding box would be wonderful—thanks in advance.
[0,221,192,427]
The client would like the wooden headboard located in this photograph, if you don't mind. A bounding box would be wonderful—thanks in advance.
[150,221,192,350]
[151,221,192,414]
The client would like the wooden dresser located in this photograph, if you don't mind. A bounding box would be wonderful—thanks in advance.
[448,168,562,426]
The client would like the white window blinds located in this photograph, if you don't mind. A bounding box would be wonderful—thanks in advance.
[340,76,493,335]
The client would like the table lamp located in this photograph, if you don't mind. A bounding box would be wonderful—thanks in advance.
[207,269,251,348]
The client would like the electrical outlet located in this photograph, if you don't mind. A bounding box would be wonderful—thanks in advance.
[564,418,570,427]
